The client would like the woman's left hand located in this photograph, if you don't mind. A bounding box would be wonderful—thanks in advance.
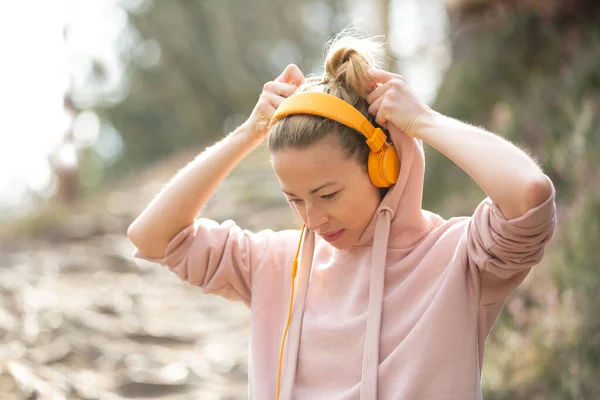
[366,68,436,139]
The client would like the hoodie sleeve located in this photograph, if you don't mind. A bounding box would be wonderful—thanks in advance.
[465,188,557,305]
[133,218,298,307]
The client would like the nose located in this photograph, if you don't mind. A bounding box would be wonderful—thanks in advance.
[304,203,329,232]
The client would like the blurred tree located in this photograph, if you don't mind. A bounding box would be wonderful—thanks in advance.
[378,0,392,70]
[67,0,350,191]
[47,28,81,204]
[431,0,600,398]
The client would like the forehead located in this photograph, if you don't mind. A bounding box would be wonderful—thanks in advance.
[270,135,360,188]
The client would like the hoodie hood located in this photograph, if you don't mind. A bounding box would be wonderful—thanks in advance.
[354,132,434,398]
[356,132,433,249]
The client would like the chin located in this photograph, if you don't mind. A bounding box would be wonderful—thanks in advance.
[327,242,345,250]
[328,235,355,250]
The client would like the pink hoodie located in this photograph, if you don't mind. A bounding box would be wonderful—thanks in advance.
[134,133,556,399]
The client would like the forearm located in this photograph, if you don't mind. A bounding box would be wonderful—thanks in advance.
[127,123,262,258]
[415,112,553,219]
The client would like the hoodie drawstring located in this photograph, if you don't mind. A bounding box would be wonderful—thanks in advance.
[278,210,391,400]
[360,209,392,399]
[279,229,315,399]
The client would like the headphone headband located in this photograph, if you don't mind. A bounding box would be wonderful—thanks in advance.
[269,92,388,152]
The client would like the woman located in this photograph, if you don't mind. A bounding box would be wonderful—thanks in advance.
[128,33,556,399]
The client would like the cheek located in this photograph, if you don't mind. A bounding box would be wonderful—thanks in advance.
[290,203,307,222]
[330,197,363,224]
[342,191,380,225]
[347,200,368,222]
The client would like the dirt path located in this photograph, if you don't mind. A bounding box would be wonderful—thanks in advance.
[0,146,297,399]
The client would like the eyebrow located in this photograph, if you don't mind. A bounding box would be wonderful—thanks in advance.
[281,182,337,197]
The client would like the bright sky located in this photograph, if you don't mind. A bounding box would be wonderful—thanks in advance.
[0,1,70,215]
[0,0,139,218]
[0,0,447,219]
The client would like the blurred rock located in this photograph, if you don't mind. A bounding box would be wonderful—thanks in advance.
[0,135,292,398]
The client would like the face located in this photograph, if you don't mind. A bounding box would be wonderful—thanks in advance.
[270,134,382,250]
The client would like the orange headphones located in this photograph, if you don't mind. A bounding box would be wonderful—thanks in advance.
[270,91,400,188]
[269,91,400,399]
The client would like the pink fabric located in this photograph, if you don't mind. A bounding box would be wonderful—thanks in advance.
[133,136,556,399]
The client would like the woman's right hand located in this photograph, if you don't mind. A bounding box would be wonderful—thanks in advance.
[128,64,302,258]
[243,64,304,140]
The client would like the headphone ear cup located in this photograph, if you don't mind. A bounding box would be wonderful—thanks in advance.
[368,147,400,188]
[381,146,400,186]
[368,151,385,187]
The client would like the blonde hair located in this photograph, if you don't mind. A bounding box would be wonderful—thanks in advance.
[267,31,388,174]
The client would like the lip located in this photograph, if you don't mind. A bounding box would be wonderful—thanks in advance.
[320,229,345,243]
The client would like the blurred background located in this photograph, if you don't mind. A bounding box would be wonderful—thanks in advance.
[0,0,598,398]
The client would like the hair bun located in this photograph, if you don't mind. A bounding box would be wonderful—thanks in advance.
[324,33,383,97]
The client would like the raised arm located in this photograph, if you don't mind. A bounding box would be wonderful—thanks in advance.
[366,69,553,220]
[127,64,303,259]
[412,113,552,219]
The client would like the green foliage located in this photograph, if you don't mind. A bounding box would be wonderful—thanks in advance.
[547,193,600,398]
[431,8,600,399]
[74,0,349,194]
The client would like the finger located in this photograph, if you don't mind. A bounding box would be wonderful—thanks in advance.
[275,64,304,86]
[368,98,389,129]
[264,81,298,98]
[368,96,383,117]
[369,68,401,85]
[263,92,286,112]
[374,102,390,129]
[366,80,394,105]
[375,113,388,130]
[262,93,287,129]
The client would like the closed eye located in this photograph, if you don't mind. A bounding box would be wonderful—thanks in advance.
[321,191,338,200]
[288,198,303,204]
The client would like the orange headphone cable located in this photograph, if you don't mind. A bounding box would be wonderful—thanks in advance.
[276,224,306,399]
